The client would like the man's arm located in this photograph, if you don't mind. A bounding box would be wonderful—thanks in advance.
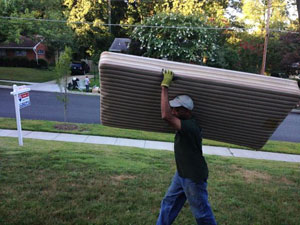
[161,71,181,131]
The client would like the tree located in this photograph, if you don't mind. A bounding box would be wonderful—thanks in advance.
[265,36,284,73]
[296,0,300,25]
[0,0,75,56]
[260,0,272,75]
[64,0,123,58]
[278,32,300,71]
[55,46,72,122]
[124,0,235,34]
[125,0,159,24]
[62,0,239,59]
[236,35,264,73]
[239,0,290,34]
[155,0,204,16]
[130,13,220,66]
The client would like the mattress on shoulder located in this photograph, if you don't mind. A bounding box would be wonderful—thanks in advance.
[99,52,300,149]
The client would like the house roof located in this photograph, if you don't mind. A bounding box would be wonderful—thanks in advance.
[0,36,43,49]
[109,38,131,53]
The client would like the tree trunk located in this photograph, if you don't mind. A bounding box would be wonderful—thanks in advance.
[296,0,300,26]
[260,0,272,75]
[63,76,68,122]
[108,0,111,33]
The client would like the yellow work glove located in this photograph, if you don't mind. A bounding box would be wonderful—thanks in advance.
[161,69,174,88]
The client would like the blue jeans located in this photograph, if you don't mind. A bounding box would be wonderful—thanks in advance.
[156,172,217,225]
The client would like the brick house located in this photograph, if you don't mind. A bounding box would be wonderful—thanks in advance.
[0,36,52,64]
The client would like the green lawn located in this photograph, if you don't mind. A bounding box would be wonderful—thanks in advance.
[0,67,57,82]
[90,76,100,88]
[0,137,299,225]
[1,66,297,155]
[0,117,300,155]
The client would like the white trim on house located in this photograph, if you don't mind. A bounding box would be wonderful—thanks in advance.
[0,47,34,49]
[32,39,43,63]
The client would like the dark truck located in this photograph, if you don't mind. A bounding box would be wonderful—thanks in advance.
[70,61,90,75]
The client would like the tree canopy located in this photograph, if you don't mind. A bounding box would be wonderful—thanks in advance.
[238,0,290,34]
[131,13,220,65]
[0,0,299,74]
[0,0,75,52]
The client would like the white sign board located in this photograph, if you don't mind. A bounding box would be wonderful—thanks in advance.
[18,92,31,109]
[10,85,31,146]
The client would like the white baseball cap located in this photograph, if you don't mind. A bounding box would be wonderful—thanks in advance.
[169,95,194,110]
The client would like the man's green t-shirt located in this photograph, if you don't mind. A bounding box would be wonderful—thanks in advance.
[174,118,208,183]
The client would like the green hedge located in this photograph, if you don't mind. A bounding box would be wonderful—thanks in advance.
[0,57,48,68]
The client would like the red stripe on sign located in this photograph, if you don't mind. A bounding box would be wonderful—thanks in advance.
[20,92,29,98]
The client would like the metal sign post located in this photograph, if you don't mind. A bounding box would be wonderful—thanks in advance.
[10,85,31,146]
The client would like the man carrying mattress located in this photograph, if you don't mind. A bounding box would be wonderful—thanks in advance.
[156,69,217,225]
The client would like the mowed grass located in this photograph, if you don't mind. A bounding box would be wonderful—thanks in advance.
[0,117,300,155]
[0,67,57,82]
[0,137,299,225]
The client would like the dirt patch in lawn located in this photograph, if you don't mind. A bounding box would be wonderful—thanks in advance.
[110,175,136,185]
[242,170,272,183]
[54,124,79,131]
[279,176,295,185]
[232,166,272,183]
[111,175,136,181]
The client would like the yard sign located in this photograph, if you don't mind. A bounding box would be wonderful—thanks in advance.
[10,85,31,146]
[18,91,31,109]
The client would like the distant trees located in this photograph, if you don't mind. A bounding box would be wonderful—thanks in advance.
[295,0,300,25]
[239,0,290,34]
[63,0,113,59]
[0,0,75,57]
[0,0,299,74]
[278,32,300,70]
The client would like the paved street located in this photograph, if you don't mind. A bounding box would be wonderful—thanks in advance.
[270,113,300,142]
[0,88,100,124]
[0,87,299,142]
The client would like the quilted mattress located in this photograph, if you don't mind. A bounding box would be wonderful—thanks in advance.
[99,52,300,149]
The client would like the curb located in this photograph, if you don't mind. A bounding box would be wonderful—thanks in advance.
[67,90,100,96]
[291,109,300,114]
[0,80,37,85]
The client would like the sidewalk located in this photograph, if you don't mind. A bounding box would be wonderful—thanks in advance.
[1,129,300,163]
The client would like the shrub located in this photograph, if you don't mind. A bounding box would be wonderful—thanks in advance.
[0,57,30,67]
[0,57,5,66]
[37,59,48,69]
[13,57,29,67]
[29,59,38,68]
[0,57,48,69]
[0,57,13,67]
